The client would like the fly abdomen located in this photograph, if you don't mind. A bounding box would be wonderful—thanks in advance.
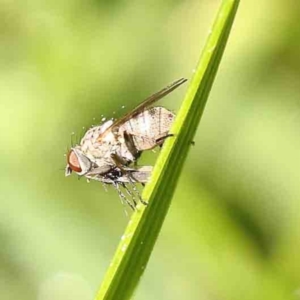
[120,106,175,151]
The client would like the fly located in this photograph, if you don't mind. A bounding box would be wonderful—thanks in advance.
[65,78,187,209]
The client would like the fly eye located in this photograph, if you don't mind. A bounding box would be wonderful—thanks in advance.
[67,150,82,173]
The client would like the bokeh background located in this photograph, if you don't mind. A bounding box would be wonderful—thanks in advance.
[1,0,300,299]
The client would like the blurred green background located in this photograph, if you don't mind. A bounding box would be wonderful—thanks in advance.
[1,0,300,299]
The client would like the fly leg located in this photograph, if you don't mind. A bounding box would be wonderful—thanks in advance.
[127,174,148,206]
[110,153,139,209]
[86,164,115,176]
[124,164,148,206]
[156,133,174,147]
[123,131,141,162]
[110,153,129,170]
[120,183,137,207]
[110,153,147,207]
[113,182,135,211]
[156,134,195,146]
[112,127,141,162]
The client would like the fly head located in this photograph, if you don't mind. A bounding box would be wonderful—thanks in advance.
[65,148,92,177]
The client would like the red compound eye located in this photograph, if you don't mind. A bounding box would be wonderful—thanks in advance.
[67,150,82,173]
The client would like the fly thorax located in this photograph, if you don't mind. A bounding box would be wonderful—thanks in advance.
[78,120,116,158]
[80,120,114,145]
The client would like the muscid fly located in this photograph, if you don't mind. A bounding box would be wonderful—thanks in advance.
[65,78,187,209]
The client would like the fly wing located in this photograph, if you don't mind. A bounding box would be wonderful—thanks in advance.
[97,78,187,141]
[127,166,153,183]
[86,166,153,183]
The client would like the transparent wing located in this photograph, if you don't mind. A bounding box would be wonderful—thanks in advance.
[97,77,187,141]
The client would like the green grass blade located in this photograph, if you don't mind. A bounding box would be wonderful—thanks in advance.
[95,1,240,299]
